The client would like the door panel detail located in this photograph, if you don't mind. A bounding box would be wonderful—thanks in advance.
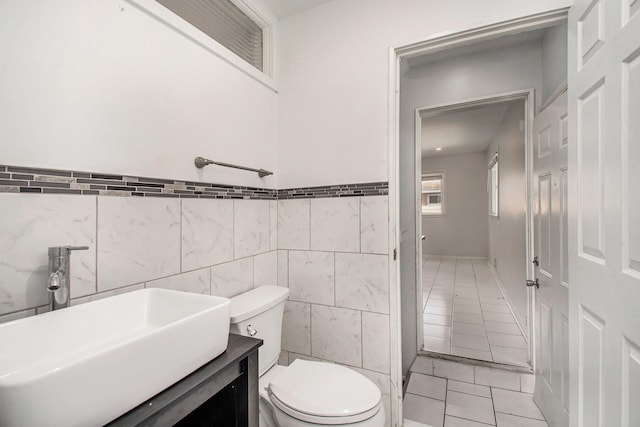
[624,0,640,24]
[562,315,570,414]
[578,0,604,67]
[560,114,569,148]
[578,81,606,262]
[538,173,553,277]
[561,168,569,287]
[540,298,553,388]
[538,125,552,158]
[579,305,604,427]
[622,336,640,427]
[622,52,640,277]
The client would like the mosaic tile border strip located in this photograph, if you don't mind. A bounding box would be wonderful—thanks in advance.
[277,182,388,199]
[0,165,388,200]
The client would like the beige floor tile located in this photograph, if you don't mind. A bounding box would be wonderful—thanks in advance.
[485,321,522,335]
[447,379,492,398]
[481,303,511,313]
[495,413,548,427]
[451,346,493,362]
[491,389,545,420]
[455,296,480,304]
[411,356,434,375]
[487,332,528,349]
[453,312,485,325]
[490,345,529,367]
[404,393,445,427]
[445,416,495,426]
[452,333,491,352]
[427,298,454,307]
[483,312,516,323]
[445,391,496,425]
[424,313,452,326]
[453,322,487,337]
[425,305,454,316]
[433,359,475,383]
[407,372,447,400]
[424,335,451,353]
[474,366,521,391]
[454,303,483,314]
[424,324,451,338]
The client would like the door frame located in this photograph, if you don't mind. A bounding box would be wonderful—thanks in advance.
[387,7,569,424]
[414,90,536,364]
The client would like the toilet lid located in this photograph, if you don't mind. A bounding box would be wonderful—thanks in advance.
[267,360,381,423]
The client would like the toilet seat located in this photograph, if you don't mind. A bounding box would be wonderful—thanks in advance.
[267,360,382,425]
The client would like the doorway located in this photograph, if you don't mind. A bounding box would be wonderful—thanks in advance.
[417,95,532,367]
[390,8,571,425]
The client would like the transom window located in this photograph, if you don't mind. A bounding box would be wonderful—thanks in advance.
[156,0,266,72]
[422,173,445,215]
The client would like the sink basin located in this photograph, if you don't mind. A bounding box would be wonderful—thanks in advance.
[0,288,230,427]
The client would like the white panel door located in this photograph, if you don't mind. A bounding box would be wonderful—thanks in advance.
[532,91,569,427]
[568,1,640,427]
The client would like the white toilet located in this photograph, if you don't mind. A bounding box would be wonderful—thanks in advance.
[229,286,386,427]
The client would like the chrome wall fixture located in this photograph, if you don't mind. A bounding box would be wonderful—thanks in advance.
[194,157,273,178]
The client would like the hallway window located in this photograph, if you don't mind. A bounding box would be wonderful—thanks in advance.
[488,154,499,216]
[422,173,445,215]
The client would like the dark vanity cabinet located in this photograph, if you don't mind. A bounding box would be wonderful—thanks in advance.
[107,334,262,427]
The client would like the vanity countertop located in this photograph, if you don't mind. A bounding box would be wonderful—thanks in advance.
[107,333,262,427]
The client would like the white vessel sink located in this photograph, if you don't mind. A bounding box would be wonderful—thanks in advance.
[0,288,230,427]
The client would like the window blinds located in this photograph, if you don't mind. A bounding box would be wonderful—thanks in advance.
[156,0,263,71]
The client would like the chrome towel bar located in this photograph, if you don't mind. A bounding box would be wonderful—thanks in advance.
[194,157,273,178]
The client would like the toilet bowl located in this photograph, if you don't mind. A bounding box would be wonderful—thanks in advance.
[229,286,385,427]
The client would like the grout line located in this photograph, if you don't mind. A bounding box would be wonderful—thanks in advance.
[493,410,547,422]
[360,310,364,369]
[358,196,362,253]
[490,386,498,425]
[94,196,98,294]
[308,199,312,249]
[333,252,336,307]
[308,302,312,357]
[179,198,183,273]
[232,200,236,260]
[442,377,448,425]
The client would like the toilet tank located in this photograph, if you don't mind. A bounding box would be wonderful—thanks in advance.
[229,286,289,375]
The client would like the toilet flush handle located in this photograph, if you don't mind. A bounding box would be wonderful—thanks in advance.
[247,325,258,336]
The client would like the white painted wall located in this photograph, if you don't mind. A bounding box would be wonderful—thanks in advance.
[0,0,278,188]
[541,21,568,105]
[422,152,489,257]
[486,102,528,332]
[277,0,571,189]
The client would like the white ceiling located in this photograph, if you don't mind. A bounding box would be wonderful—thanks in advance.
[421,101,520,158]
[259,0,335,19]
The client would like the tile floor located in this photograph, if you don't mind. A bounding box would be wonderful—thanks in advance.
[404,356,547,427]
[422,257,529,366]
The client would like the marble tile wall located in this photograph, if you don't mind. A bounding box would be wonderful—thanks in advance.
[277,195,391,425]
[0,194,279,318]
[0,191,392,425]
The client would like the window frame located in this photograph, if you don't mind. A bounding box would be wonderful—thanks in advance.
[488,154,499,217]
[421,171,446,216]
[127,0,275,89]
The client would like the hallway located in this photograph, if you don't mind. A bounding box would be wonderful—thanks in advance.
[422,257,528,367]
